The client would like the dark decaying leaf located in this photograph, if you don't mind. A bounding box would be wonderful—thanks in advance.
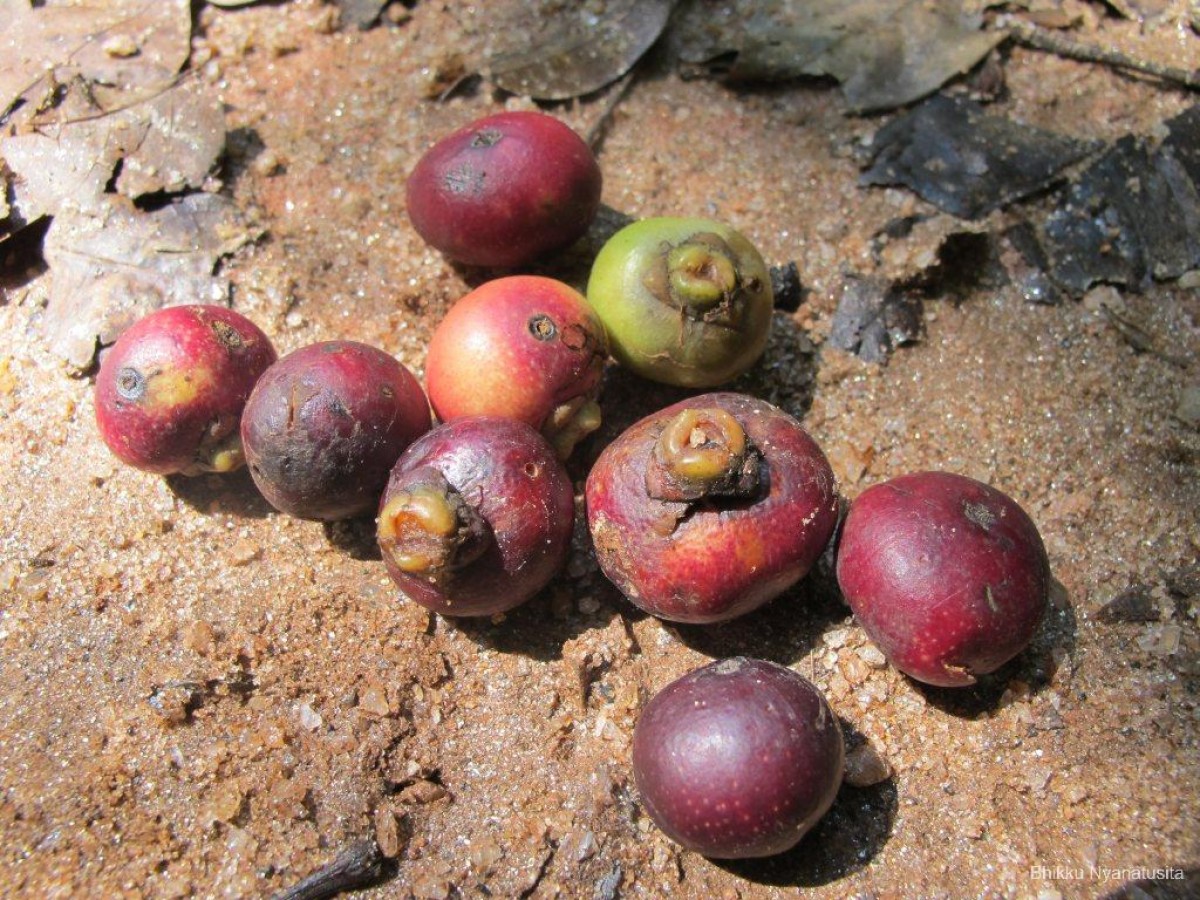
[488,0,676,100]
[828,274,923,365]
[671,0,1003,113]
[1040,104,1200,296]
[39,195,259,373]
[860,94,1100,219]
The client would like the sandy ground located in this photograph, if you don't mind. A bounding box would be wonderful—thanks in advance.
[1,2,1198,898]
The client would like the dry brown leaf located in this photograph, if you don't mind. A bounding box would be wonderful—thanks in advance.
[40,195,259,372]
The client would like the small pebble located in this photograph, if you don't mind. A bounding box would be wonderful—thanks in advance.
[102,34,139,58]
[844,742,892,787]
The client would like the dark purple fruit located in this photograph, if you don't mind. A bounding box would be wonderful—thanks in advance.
[406,110,602,268]
[377,417,574,617]
[836,471,1050,687]
[94,304,276,475]
[633,657,844,859]
[424,275,608,458]
[241,341,431,521]
[586,392,839,624]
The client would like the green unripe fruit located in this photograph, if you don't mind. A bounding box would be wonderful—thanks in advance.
[586,217,773,387]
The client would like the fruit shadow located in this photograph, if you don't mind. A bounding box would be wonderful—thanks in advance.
[711,719,898,888]
[165,468,275,519]
[912,576,1079,718]
[667,564,850,668]
[445,572,637,663]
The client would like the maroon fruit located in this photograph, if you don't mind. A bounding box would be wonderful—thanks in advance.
[424,276,608,458]
[94,304,276,476]
[586,393,839,624]
[241,341,431,521]
[633,657,844,859]
[377,417,574,617]
[406,110,602,268]
[836,471,1050,687]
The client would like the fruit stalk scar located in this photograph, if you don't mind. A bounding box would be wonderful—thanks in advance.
[377,470,488,577]
[644,407,762,503]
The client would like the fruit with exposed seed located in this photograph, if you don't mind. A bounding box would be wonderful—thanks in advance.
[586,217,773,387]
[378,417,574,617]
[586,392,838,623]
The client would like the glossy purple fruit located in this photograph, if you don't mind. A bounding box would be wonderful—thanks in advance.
[633,657,844,859]
[406,110,602,268]
[586,392,839,624]
[836,471,1051,687]
[377,417,574,617]
[241,341,431,521]
[94,304,276,475]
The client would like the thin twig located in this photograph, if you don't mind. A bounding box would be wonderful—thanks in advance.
[273,839,389,900]
[586,69,638,154]
[1007,19,1200,90]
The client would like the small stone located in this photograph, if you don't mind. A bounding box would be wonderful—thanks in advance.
[823,626,851,649]
[1026,766,1052,793]
[1136,623,1182,656]
[183,620,216,656]
[856,644,888,668]
[297,702,323,731]
[358,681,391,717]
[398,780,449,805]
[375,808,405,858]
[844,742,892,787]
[229,539,260,567]
[102,34,139,58]
[577,595,600,614]
[1175,383,1200,430]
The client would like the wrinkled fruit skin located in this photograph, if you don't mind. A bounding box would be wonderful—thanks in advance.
[406,111,602,268]
[633,657,844,859]
[586,392,839,624]
[241,341,431,521]
[425,276,608,459]
[836,471,1051,687]
[586,217,773,387]
[95,304,277,476]
[378,417,574,617]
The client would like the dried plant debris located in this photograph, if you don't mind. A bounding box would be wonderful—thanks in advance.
[999,221,1062,305]
[1040,105,1200,296]
[828,273,923,365]
[40,195,259,373]
[2,77,225,228]
[670,0,1003,113]
[860,95,1100,220]
[488,0,676,100]
[0,0,192,121]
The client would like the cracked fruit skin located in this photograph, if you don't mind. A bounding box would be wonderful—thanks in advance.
[95,304,276,476]
[425,276,608,459]
[836,471,1050,687]
[633,657,844,859]
[378,417,574,617]
[586,217,773,387]
[241,341,431,521]
[406,111,602,268]
[586,392,839,624]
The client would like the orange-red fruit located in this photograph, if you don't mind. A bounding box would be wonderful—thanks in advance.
[424,276,607,458]
[241,341,431,521]
[836,471,1050,687]
[586,392,839,624]
[406,111,602,268]
[94,304,276,476]
[633,657,844,859]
